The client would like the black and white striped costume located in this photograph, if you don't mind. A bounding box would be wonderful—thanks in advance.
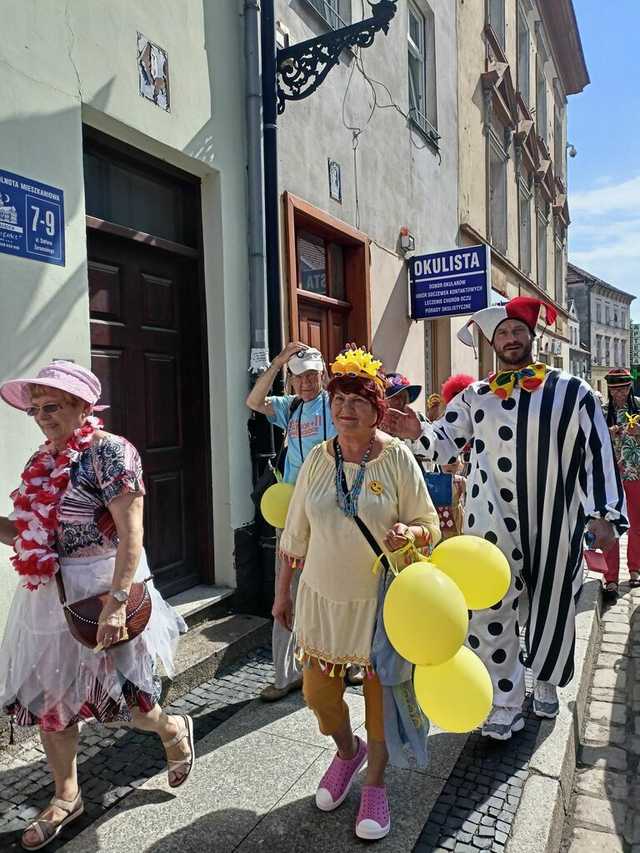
[420,369,628,709]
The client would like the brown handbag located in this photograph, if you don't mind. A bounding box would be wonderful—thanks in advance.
[55,570,153,650]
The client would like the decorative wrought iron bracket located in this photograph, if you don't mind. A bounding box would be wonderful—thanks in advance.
[276,1,398,114]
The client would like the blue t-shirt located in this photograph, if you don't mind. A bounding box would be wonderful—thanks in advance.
[267,391,336,484]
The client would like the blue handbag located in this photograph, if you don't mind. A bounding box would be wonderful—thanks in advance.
[424,471,453,508]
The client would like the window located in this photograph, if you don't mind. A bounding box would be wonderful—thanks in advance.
[519,181,532,275]
[536,209,547,290]
[605,337,611,365]
[622,340,627,366]
[489,136,508,254]
[605,304,610,325]
[595,335,602,364]
[517,5,531,106]
[554,241,563,305]
[536,61,547,144]
[305,0,350,29]
[595,301,602,323]
[553,107,563,179]
[488,0,506,50]
[408,1,437,139]
[296,230,345,299]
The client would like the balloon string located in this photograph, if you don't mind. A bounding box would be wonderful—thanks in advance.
[371,541,427,577]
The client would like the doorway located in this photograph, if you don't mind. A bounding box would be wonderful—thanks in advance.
[83,130,212,597]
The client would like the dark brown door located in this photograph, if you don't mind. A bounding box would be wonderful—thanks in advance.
[87,229,210,597]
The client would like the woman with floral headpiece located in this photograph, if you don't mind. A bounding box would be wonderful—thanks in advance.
[272,347,440,841]
[0,361,191,850]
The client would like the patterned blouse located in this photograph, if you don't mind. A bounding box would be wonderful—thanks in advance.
[613,407,640,481]
[56,434,145,558]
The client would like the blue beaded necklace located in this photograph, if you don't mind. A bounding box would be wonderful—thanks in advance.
[334,435,375,518]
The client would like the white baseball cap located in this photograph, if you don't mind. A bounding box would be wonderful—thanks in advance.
[287,347,325,375]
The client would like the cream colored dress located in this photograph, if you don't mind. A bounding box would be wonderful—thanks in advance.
[280,437,440,671]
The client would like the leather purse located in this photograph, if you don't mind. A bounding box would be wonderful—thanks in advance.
[55,570,153,650]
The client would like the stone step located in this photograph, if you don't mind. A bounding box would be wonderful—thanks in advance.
[166,583,235,627]
[160,612,271,705]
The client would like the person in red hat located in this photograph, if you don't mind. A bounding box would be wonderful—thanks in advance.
[384,296,628,740]
[602,368,640,598]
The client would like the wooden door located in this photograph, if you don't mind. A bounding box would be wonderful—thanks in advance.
[87,230,210,596]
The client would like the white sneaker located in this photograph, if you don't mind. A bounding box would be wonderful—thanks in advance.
[481,706,525,741]
[533,682,559,719]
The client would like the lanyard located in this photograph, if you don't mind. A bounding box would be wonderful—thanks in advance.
[295,393,327,463]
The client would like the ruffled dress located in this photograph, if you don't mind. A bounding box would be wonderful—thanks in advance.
[0,434,186,731]
[279,438,440,675]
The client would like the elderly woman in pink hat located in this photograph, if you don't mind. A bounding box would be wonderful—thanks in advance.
[0,361,192,850]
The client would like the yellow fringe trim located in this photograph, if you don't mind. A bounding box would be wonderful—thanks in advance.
[279,549,305,570]
[295,646,375,678]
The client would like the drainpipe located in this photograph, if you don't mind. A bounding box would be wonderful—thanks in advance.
[244,0,269,373]
[260,0,283,368]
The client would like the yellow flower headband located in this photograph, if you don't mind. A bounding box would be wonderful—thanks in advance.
[330,348,385,388]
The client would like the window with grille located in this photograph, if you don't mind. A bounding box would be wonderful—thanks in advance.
[305,0,351,30]
[408,1,438,141]
[489,136,508,254]
[519,182,532,275]
[488,0,506,49]
[517,5,530,106]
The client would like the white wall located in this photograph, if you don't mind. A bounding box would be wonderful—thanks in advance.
[0,0,250,628]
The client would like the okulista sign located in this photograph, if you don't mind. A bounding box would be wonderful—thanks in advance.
[409,245,490,321]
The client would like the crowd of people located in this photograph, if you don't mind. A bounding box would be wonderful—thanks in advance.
[0,293,633,847]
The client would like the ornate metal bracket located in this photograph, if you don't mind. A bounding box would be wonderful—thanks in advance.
[276,1,398,114]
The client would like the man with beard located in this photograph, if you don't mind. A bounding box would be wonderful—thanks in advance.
[384,296,627,740]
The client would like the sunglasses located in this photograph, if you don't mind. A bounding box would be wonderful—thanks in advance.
[25,403,64,417]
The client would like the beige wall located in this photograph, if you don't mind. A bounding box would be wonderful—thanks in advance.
[277,0,459,399]
[0,0,250,628]
[457,0,571,364]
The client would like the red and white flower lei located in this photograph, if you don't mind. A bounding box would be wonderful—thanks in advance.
[10,416,102,591]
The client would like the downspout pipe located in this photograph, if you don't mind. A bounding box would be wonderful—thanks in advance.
[260,0,283,371]
[244,0,269,373]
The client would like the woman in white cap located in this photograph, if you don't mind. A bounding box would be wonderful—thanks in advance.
[0,361,192,850]
[247,342,337,701]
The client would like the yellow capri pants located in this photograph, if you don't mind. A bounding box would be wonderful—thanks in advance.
[302,659,385,743]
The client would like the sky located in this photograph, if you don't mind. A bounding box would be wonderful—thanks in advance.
[568,0,640,320]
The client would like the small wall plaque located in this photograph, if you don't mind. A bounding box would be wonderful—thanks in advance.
[328,159,342,203]
[137,33,170,111]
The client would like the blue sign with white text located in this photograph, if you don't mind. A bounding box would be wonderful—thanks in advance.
[409,244,490,321]
[0,169,65,266]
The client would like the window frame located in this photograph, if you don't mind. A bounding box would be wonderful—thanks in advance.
[489,129,508,255]
[536,58,547,144]
[303,0,351,30]
[488,0,506,51]
[536,202,548,291]
[408,0,439,146]
[517,4,531,107]
[518,178,532,276]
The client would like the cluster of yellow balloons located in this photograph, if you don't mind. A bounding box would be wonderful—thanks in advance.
[383,536,510,733]
[260,482,294,529]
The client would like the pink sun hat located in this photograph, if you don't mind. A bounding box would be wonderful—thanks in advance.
[0,360,108,412]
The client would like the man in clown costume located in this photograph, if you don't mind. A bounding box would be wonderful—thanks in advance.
[385,296,627,740]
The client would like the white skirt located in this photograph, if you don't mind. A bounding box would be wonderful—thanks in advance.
[0,551,186,728]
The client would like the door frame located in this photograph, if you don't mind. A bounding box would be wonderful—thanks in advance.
[283,192,372,350]
[84,127,215,587]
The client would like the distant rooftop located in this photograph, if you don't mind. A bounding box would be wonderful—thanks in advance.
[567,262,636,303]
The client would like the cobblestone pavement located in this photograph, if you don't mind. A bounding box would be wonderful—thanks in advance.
[0,647,277,852]
[562,554,639,853]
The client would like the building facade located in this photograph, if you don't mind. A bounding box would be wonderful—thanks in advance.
[275,0,462,390]
[0,0,254,631]
[567,263,635,393]
[455,0,588,380]
[567,299,591,381]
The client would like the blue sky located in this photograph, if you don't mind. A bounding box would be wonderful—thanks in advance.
[568,0,640,319]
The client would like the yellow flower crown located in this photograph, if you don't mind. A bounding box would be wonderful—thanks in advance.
[330,348,384,387]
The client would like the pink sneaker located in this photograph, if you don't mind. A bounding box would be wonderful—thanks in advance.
[315,736,367,811]
[355,785,391,840]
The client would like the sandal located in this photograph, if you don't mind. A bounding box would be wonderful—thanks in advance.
[603,582,619,602]
[21,792,83,850]
[162,714,195,789]
[629,572,640,588]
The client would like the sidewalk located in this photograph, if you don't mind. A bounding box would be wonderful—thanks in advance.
[562,548,639,852]
[0,575,603,852]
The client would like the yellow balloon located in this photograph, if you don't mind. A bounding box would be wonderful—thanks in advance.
[383,562,468,665]
[260,482,295,529]
[414,647,493,733]
[430,535,511,610]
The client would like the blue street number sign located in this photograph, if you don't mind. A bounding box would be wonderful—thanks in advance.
[0,169,65,266]
[409,244,490,321]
